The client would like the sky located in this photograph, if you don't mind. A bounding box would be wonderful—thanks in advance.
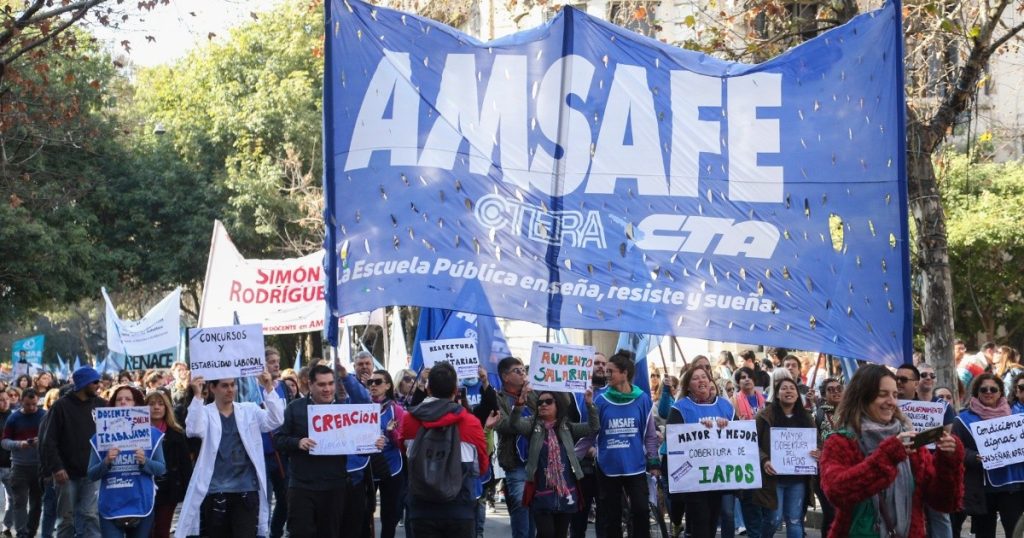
[88,0,284,68]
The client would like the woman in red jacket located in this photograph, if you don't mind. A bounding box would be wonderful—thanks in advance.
[819,364,964,538]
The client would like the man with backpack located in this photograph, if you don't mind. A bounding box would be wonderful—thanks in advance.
[400,361,489,538]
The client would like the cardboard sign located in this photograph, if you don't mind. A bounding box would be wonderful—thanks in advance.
[770,427,818,475]
[95,407,151,451]
[969,414,1024,470]
[419,338,479,379]
[528,342,594,393]
[307,404,381,455]
[666,421,762,493]
[188,324,266,380]
[899,399,946,449]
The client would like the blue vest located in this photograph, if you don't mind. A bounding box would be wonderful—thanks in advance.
[595,390,653,476]
[573,386,607,422]
[378,402,403,476]
[958,410,1024,487]
[91,427,164,519]
[504,393,531,463]
[464,383,482,408]
[673,396,735,423]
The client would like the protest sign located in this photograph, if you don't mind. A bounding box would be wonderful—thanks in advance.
[307,404,381,455]
[770,428,818,475]
[11,335,44,365]
[419,338,479,379]
[95,406,152,452]
[528,342,594,393]
[104,287,180,370]
[666,421,761,493]
[899,399,946,449]
[188,324,266,380]
[969,414,1024,470]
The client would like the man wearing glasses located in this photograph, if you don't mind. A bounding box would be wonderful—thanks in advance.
[492,357,537,538]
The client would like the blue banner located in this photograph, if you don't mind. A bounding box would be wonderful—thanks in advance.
[12,335,44,365]
[323,0,911,365]
[410,307,510,388]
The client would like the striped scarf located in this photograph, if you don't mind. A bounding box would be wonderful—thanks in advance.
[542,421,573,500]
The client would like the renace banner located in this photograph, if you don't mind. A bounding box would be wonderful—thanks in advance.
[104,288,180,370]
[323,0,911,364]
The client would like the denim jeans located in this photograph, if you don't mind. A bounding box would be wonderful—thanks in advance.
[737,490,768,537]
[925,506,952,538]
[734,496,745,531]
[503,466,535,538]
[765,481,805,538]
[41,480,56,538]
[55,477,100,538]
[719,493,736,538]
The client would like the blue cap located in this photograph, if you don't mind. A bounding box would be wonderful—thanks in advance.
[72,367,101,391]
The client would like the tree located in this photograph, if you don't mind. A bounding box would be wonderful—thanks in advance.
[940,151,1024,344]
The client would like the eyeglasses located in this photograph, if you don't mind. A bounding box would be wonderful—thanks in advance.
[366,379,386,386]
[896,376,918,384]
[1016,385,1024,392]
[920,373,936,379]
[826,386,843,393]
[978,386,1000,395]
[537,398,556,406]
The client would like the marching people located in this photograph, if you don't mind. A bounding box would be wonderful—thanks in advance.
[367,369,406,538]
[493,356,538,538]
[754,377,817,538]
[593,350,659,538]
[507,389,598,538]
[1010,372,1024,413]
[175,371,283,538]
[145,390,192,538]
[39,366,107,538]
[812,378,842,537]
[951,373,1024,538]
[87,385,166,538]
[2,389,45,538]
[666,365,735,538]
[570,350,608,538]
[262,348,289,538]
[820,364,964,538]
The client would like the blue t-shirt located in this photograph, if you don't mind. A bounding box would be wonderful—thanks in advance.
[673,396,735,424]
[209,414,259,494]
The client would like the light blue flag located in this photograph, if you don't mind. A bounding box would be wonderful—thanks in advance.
[293,346,302,372]
[73,356,81,372]
[614,333,662,395]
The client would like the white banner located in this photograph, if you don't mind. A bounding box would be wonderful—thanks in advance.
[198,220,384,334]
[95,406,152,451]
[103,287,180,366]
[188,324,266,380]
[969,414,1024,470]
[527,342,594,393]
[769,427,818,475]
[307,404,381,455]
[666,421,762,493]
[420,338,479,379]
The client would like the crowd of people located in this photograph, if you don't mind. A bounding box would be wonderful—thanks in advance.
[0,344,1020,538]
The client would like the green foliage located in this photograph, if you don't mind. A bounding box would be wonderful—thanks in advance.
[938,151,1024,342]
[133,0,324,256]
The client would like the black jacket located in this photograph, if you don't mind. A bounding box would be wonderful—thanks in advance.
[39,393,105,478]
[273,396,347,490]
[155,427,193,505]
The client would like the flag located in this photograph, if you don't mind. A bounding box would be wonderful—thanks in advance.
[387,307,407,373]
[614,333,663,395]
[410,307,509,388]
[73,356,81,372]
[293,345,302,372]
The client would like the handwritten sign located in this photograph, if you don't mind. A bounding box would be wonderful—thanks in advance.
[95,406,151,451]
[528,342,594,393]
[770,428,818,475]
[419,338,479,379]
[969,414,1024,470]
[188,324,266,380]
[899,399,946,449]
[666,421,761,493]
[307,404,381,455]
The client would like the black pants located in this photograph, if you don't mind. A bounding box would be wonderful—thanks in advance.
[971,490,1024,538]
[813,478,835,537]
[200,491,259,538]
[677,491,722,538]
[341,474,373,538]
[286,486,345,538]
[597,469,648,538]
[535,512,572,538]
[9,464,42,538]
[570,468,603,538]
[375,471,406,538]
[265,455,288,538]
[409,519,473,538]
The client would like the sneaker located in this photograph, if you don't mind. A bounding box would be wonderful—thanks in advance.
[670,523,684,538]
[737,527,747,536]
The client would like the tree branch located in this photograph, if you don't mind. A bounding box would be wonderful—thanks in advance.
[24,1,106,26]
[0,0,46,50]
[985,18,1024,55]
[1,5,93,66]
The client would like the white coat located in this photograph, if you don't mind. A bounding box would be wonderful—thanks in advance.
[175,389,284,538]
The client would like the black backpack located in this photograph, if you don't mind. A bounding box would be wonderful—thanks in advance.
[407,422,465,502]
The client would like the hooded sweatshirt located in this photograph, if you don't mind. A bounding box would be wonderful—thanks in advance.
[39,392,105,478]
[400,398,489,521]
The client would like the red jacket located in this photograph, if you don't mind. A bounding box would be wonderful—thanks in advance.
[399,401,490,477]
[820,432,964,538]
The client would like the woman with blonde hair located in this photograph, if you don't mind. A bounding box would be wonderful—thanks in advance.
[820,364,964,538]
[145,390,193,538]
[993,346,1024,397]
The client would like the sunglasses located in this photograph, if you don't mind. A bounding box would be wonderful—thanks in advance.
[1017,385,1024,392]
[366,379,387,386]
[978,386,1000,395]
[537,398,556,406]
[826,386,843,393]
[402,376,415,383]
[920,373,936,379]
[896,376,918,384]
